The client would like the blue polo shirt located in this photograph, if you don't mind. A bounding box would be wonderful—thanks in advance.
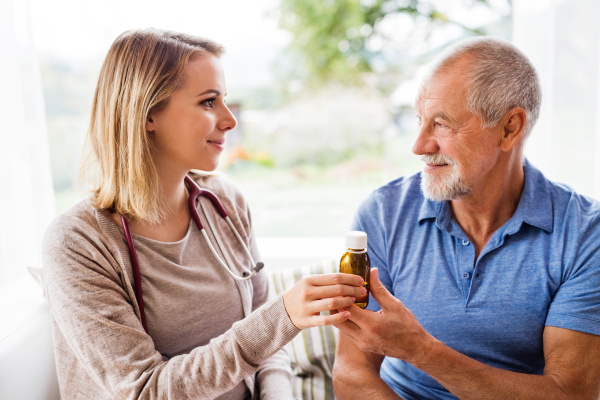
[351,160,600,400]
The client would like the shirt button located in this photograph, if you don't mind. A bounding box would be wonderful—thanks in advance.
[462,240,470,246]
[462,272,470,279]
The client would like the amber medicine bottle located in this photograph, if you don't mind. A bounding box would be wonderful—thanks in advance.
[339,231,370,309]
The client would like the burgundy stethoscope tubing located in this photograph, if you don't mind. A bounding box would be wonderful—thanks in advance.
[120,215,148,333]
[120,175,264,334]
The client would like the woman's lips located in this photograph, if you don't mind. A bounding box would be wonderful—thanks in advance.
[207,139,225,151]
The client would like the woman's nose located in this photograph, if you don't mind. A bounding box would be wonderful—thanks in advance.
[219,104,237,132]
[412,124,439,155]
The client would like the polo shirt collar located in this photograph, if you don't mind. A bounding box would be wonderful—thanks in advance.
[520,159,553,233]
[416,159,553,234]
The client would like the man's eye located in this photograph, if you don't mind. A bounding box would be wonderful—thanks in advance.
[435,121,447,128]
[201,98,216,107]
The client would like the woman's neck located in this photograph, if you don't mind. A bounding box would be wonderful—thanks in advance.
[157,169,189,220]
[113,168,193,242]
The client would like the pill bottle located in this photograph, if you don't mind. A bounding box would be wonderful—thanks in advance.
[339,231,370,309]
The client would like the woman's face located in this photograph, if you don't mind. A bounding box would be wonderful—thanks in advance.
[147,53,236,173]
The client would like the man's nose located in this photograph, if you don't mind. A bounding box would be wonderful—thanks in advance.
[412,124,439,155]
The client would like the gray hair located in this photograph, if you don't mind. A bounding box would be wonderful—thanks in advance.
[422,36,541,141]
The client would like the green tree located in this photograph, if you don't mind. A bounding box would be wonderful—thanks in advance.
[278,0,493,89]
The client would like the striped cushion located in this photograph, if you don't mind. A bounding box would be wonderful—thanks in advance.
[268,259,339,400]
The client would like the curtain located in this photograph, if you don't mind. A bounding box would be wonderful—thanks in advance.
[514,0,600,199]
[0,0,55,289]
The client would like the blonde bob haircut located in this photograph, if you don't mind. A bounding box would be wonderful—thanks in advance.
[80,28,224,224]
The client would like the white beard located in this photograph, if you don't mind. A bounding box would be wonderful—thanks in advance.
[420,154,472,202]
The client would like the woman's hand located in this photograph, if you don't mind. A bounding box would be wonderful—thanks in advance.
[282,273,366,330]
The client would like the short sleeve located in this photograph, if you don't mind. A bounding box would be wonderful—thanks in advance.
[350,190,393,312]
[546,211,600,336]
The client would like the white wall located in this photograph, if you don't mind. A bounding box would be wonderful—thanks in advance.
[514,0,600,199]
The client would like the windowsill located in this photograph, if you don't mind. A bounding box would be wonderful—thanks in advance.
[256,236,344,272]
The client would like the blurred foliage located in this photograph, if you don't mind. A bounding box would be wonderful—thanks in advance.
[278,0,490,88]
[227,85,286,110]
[234,86,392,168]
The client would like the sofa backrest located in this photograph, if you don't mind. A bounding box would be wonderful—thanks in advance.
[0,273,60,400]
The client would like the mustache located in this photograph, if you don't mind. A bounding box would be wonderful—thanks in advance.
[420,154,456,166]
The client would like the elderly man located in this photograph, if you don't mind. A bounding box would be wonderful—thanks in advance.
[332,37,600,399]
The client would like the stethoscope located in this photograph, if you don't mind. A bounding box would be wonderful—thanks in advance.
[120,175,264,333]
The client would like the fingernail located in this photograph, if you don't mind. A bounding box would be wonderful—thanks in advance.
[361,288,367,295]
[352,297,356,302]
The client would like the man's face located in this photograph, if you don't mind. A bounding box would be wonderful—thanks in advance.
[413,61,502,202]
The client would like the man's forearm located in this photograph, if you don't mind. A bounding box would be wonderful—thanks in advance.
[333,363,402,399]
[413,339,582,400]
[333,332,403,399]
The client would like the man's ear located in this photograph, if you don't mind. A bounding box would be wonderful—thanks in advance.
[500,107,527,152]
[146,115,156,133]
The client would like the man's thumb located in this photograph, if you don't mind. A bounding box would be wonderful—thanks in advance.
[369,268,395,308]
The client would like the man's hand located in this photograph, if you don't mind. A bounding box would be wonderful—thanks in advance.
[334,268,436,364]
[333,270,600,400]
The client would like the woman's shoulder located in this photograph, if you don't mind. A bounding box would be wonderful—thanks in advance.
[44,197,116,254]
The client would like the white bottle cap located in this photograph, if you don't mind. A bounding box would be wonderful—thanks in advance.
[345,231,367,250]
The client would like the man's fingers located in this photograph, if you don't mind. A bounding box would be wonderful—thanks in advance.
[369,268,397,309]
[342,303,378,330]
[333,318,362,336]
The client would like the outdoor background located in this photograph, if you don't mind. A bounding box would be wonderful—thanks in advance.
[4,0,600,288]
[2,3,600,396]
[36,0,511,237]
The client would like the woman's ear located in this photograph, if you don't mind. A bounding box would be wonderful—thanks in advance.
[146,115,156,133]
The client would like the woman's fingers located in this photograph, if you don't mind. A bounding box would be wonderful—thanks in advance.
[282,273,367,330]
[308,296,357,314]
[310,310,352,326]
[307,273,363,287]
[309,284,366,301]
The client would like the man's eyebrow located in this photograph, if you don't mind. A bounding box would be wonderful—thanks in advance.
[196,89,221,97]
[433,111,456,124]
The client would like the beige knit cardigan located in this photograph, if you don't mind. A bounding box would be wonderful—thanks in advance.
[43,176,300,399]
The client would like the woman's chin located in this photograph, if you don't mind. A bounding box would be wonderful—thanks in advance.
[191,162,219,173]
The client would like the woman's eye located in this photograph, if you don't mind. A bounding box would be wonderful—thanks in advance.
[201,98,216,108]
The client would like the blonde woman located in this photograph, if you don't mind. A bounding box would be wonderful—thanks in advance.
[42,29,364,399]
